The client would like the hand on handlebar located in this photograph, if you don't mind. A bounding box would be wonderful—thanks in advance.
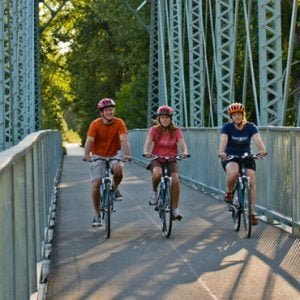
[123,155,132,162]
[218,152,227,161]
[258,152,267,159]
[82,154,91,162]
[143,152,152,158]
[180,152,190,159]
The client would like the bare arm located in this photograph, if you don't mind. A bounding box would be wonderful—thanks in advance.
[218,133,228,160]
[252,133,267,158]
[83,136,95,161]
[178,137,188,157]
[120,133,131,160]
[143,133,154,158]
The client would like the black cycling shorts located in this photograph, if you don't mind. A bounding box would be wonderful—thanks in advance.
[221,157,256,172]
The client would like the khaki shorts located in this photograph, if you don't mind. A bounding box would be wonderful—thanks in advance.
[89,154,123,182]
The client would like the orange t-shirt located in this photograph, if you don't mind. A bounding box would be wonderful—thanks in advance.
[87,117,128,156]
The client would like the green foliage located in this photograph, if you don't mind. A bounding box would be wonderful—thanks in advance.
[66,0,150,141]
[63,129,81,143]
[116,66,148,129]
[40,0,299,135]
[40,1,78,137]
[40,0,150,142]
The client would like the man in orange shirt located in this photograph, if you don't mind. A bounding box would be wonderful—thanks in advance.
[83,98,131,227]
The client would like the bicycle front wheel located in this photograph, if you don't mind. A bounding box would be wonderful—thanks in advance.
[162,181,173,238]
[242,184,252,238]
[103,183,111,239]
[233,189,241,231]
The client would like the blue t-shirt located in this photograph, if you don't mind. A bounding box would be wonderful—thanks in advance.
[221,122,258,156]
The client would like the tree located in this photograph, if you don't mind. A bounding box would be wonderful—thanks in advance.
[40,0,150,142]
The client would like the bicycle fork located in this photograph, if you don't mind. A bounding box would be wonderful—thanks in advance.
[101,178,114,212]
[230,174,249,210]
[161,176,172,206]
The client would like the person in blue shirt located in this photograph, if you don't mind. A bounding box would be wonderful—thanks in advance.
[218,102,267,225]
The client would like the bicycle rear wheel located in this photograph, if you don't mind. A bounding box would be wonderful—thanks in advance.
[232,189,241,231]
[242,184,252,238]
[161,181,173,238]
[103,183,111,239]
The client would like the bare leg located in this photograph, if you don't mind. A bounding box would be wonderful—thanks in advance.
[112,163,123,190]
[225,162,239,192]
[91,178,102,215]
[171,173,180,209]
[152,166,162,192]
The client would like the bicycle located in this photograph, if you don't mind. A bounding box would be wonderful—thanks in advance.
[89,157,127,239]
[144,154,190,238]
[224,152,264,238]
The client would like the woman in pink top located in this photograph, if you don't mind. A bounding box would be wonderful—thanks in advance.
[143,105,189,220]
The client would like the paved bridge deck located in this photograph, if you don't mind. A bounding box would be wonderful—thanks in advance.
[46,144,300,300]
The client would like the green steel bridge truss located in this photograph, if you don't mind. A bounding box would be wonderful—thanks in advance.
[1,0,299,150]
[130,0,299,127]
[0,0,67,150]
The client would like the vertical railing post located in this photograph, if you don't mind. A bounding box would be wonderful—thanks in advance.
[13,159,30,299]
[0,170,14,299]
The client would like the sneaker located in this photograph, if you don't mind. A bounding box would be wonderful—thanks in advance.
[149,191,158,205]
[113,189,123,201]
[172,208,183,221]
[224,192,233,204]
[92,215,102,227]
[251,214,258,225]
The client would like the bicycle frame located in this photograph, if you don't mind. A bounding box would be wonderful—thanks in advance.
[158,158,173,236]
[101,159,114,238]
[226,153,259,238]
[145,154,190,238]
[90,157,122,239]
[236,159,250,205]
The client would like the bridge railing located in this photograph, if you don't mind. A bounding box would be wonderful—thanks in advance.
[0,130,62,300]
[129,127,300,237]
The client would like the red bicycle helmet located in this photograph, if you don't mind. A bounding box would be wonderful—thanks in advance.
[228,102,245,115]
[157,105,173,116]
[97,98,116,110]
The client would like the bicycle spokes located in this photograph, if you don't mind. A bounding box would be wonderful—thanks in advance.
[231,204,241,231]
[242,187,252,238]
[102,185,111,239]
[159,182,173,238]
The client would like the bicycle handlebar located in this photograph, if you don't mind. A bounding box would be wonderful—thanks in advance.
[84,157,131,163]
[143,153,190,161]
[225,152,267,161]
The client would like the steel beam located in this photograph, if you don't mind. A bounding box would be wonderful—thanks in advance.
[258,0,283,125]
[0,0,4,149]
[215,0,235,126]
[186,0,205,127]
[168,0,187,126]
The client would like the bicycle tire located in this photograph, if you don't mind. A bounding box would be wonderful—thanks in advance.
[232,188,241,231]
[103,183,111,239]
[162,181,173,238]
[242,184,252,238]
[157,188,165,229]
[158,186,169,236]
